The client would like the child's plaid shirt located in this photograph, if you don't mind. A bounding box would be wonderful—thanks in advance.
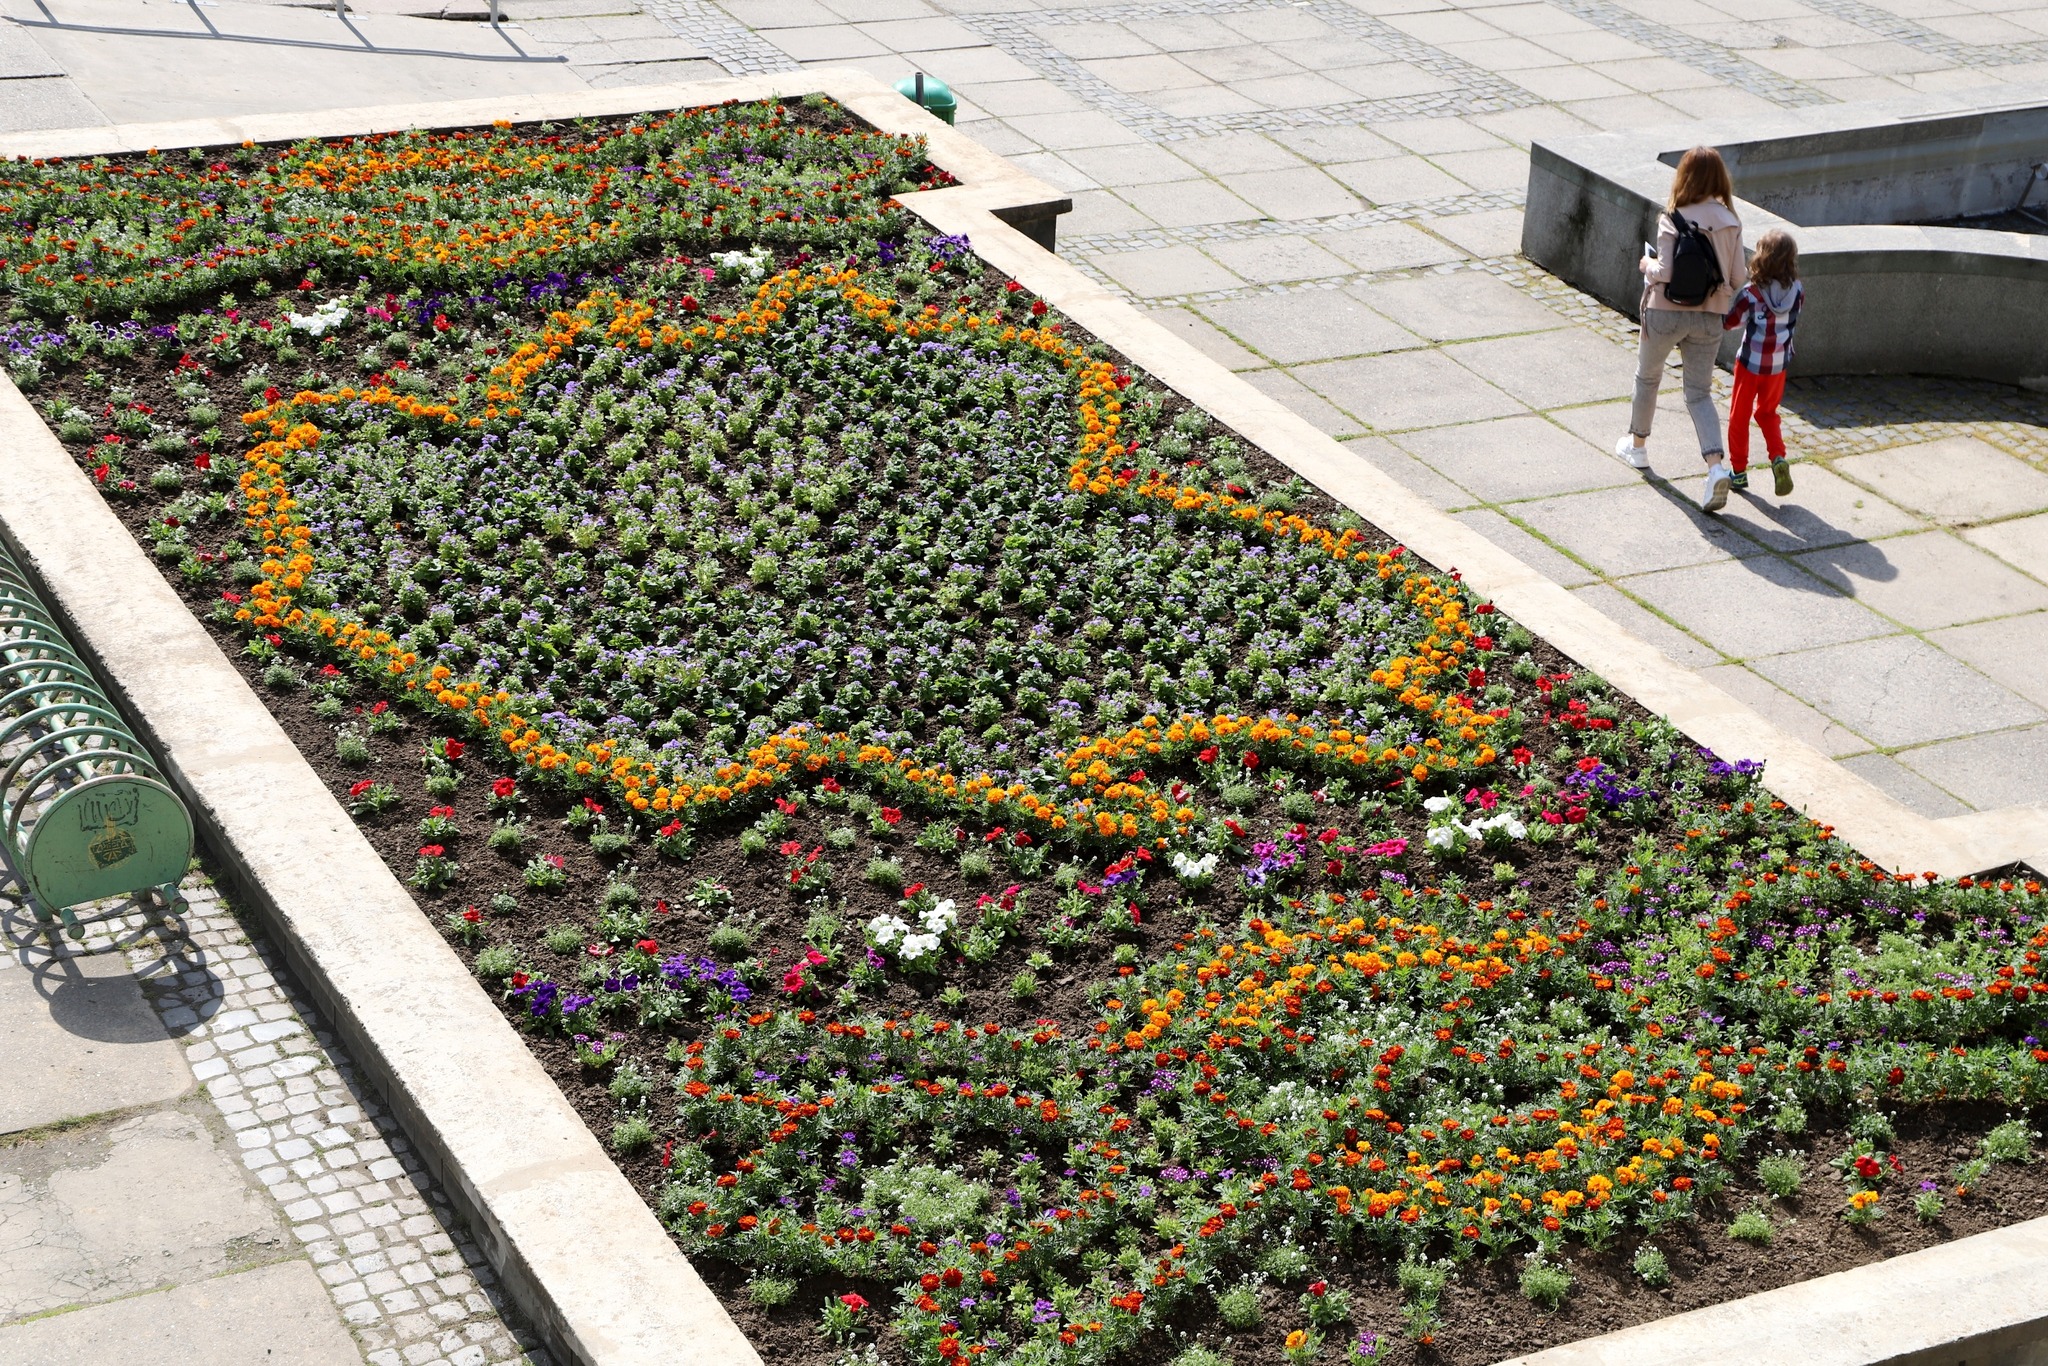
[1724,280,1803,374]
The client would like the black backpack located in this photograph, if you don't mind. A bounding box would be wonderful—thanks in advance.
[1662,210,1724,306]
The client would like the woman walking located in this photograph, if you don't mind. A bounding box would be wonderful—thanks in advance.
[1614,146,1746,512]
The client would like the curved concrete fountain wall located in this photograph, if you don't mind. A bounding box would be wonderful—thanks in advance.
[1522,82,2048,387]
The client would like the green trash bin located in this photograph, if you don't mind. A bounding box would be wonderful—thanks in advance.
[895,72,957,126]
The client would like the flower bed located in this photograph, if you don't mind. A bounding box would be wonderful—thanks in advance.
[16,97,2048,1366]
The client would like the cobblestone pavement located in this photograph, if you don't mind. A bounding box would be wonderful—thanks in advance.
[1,873,547,1366]
[634,0,2048,818]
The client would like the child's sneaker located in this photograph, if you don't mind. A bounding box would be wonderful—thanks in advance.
[1772,459,1794,497]
[1613,435,1650,470]
[1729,470,1749,491]
[1702,462,1730,513]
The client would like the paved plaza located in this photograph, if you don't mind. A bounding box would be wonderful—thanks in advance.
[0,2,2039,1360]
[0,877,547,1366]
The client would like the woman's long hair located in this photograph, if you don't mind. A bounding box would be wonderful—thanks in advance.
[1667,145,1734,212]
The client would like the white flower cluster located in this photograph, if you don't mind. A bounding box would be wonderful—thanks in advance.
[712,247,773,281]
[1169,851,1220,882]
[1422,795,1528,851]
[287,299,350,336]
[870,898,958,962]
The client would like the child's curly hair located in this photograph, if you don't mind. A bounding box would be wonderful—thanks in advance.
[1749,230,1799,287]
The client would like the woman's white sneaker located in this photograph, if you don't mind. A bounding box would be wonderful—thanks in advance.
[1701,462,1731,512]
[1613,435,1650,470]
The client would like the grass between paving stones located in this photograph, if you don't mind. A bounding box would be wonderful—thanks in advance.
[17,98,2048,1366]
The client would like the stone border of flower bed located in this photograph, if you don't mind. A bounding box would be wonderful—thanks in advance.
[0,65,2044,1366]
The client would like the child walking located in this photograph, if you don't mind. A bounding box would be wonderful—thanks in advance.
[1722,230,1803,497]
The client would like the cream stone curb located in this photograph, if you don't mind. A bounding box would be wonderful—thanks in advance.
[896,194,2048,880]
[1493,1212,2048,1366]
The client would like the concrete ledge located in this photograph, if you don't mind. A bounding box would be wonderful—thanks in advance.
[1495,1213,2048,1366]
[1522,79,2048,385]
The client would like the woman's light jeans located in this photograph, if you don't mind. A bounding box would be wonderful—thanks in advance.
[1630,307,1725,462]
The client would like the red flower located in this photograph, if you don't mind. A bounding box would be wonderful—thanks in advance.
[680,295,699,312]
[1467,668,1486,688]
[838,1293,867,1313]
[941,1267,964,1288]
[880,807,903,825]
[348,779,375,797]
[1241,752,1260,770]
[264,633,281,646]
[194,452,212,471]
[821,776,841,793]
[263,386,281,403]
[91,463,109,483]
[1511,746,1533,766]
[582,796,603,813]
[221,590,243,604]
[635,938,659,954]
[1005,280,1023,292]
[1887,1066,1904,1086]
[1196,746,1218,763]
[320,664,340,676]
[779,840,805,857]
[443,739,466,760]
[1030,300,1047,316]
[432,313,451,332]
[461,907,482,923]
[492,776,518,798]
[1855,1155,1882,1179]
[418,844,445,858]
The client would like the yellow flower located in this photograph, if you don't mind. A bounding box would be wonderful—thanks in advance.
[1285,1330,1308,1350]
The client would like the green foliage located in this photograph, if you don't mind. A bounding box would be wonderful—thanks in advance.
[1758,1152,1803,1199]
[1984,1120,2035,1164]
[1632,1245,1670,1286]
[611,1114,655,1154]
[747,1275,797,1310]
[1727,1209,1773,1244]
[1214,1279,1262,1330]
[1519,1256,1572,1310]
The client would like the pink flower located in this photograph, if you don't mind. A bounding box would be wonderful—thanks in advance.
[1365,838,1408,858]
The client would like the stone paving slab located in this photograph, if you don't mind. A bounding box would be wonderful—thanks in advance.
[0,1104,281,1323]
[0,948,189,1136]
[0,1259,361,1366]
[2,0,585,123]
[1,876,544,1366]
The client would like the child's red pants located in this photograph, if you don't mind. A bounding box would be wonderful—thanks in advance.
[1727,364,1785,473]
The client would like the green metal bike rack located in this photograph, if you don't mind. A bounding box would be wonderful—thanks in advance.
[0,539,192,940]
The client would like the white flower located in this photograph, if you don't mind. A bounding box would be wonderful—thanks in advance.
[1170,851,1220,880]
[922,898,958,934]
[287,299,349,336]
[1425,825,1459,849]
[898,932,941,961]
[712,247,772,281]
[867,914,909,946]
[1423,795,1456,814]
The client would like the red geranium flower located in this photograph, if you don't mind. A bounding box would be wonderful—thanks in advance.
[348,779,374,797]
